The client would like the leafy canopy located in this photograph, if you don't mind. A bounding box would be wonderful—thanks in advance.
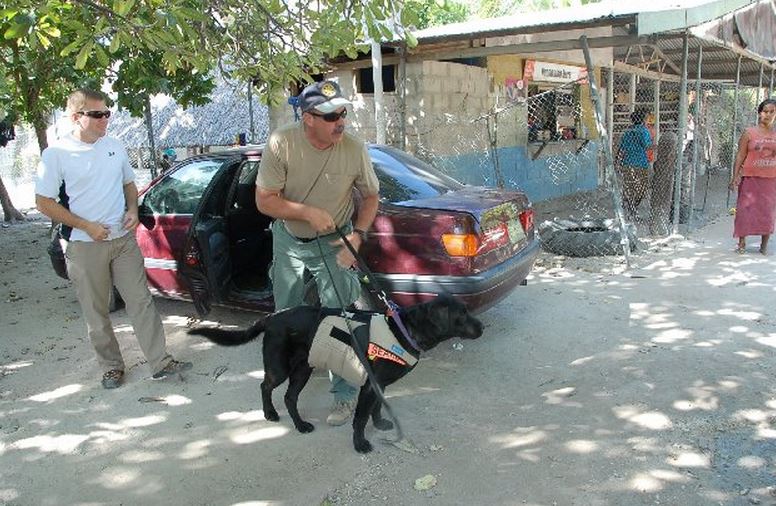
[9,0,417,102]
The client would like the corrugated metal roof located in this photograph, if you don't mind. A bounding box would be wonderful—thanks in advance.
[411,0,752,42]
[403,0,773,85]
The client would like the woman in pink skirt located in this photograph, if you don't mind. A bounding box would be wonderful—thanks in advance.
[730,98,776,254]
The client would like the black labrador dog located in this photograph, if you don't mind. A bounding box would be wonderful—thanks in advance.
[190,295,483,453]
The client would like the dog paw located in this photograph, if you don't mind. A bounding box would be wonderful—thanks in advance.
[264,411,280,422]
[296,421,315,433]
[373,419,394,431]
[354,438,373,454]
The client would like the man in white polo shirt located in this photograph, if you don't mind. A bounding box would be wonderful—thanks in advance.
[35,89,192,389]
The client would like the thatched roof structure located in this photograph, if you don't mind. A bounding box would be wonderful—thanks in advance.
[110,75,270,149]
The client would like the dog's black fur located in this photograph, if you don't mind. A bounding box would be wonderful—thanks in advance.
[189,295,483,453]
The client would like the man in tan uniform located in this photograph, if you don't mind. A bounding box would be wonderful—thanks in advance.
[256,80,380,425]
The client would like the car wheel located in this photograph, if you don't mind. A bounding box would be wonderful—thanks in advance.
[302,277,378,311]
[538,218,637,257]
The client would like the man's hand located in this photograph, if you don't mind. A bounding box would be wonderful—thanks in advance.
[331,233,362,268]
[86,222,111,241]
[305,207,336,234]
[122,210,139,232]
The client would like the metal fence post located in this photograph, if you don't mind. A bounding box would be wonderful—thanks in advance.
[607,68,614,157]
[248,79,255,143]
[580,35,631,267]
[672,31,689,234]
[726,55,742,208]
[757,63,765,116]
[689,44,702,230]
[770,68,774,97]
[654,79,661,156]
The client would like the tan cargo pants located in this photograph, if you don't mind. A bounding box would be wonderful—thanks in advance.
[65,233,171,375]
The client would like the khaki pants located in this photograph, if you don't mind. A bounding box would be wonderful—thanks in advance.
[65,233,171,375]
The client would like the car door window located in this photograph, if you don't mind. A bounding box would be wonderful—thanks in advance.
[142,159,224,214]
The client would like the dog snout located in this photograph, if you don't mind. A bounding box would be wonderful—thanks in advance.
[463,317,484,339]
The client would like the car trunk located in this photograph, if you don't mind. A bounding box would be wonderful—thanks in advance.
[365,187,535,276]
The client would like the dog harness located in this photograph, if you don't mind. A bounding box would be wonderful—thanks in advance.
[308,313,418,387]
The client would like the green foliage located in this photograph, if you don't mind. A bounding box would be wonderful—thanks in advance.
[0,1,103,144]
[1,0,415,131]
[476,0,601,18]
[405,0,470,29]
[111,52,215,117]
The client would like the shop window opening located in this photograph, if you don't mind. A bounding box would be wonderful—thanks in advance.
[527,85,581,143]
[357,65,396,93]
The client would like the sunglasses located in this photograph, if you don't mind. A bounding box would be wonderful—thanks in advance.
[310,109,347,122]
[78,110,111,119]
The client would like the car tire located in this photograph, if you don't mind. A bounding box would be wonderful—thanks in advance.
[539,218,637,257]
[302,277,378,311]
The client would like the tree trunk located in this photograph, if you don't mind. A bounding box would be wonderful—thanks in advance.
[33,113,48,153]
[0,175,25,222]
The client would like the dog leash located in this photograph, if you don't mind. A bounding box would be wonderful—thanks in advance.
[332,227,422,354]
[315,229,409,446]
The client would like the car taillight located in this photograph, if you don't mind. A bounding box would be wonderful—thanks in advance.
[442,233,478,257]
[519,209,534,232]
[442,223,511,257]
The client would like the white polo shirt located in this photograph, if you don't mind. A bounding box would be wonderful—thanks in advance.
[35,133,135,242]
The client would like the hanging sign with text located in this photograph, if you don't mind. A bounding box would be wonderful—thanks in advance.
[524,60,588,84]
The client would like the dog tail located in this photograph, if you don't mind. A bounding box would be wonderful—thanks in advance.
[188,318,266,346]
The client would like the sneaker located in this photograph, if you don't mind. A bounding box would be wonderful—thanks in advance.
[101,369,124,389]
[326,398,356,426]
[152,359,193,379]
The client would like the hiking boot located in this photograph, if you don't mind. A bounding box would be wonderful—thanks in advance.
[326,398,356,426]
[152,359,193,379]
[101,369,124,389]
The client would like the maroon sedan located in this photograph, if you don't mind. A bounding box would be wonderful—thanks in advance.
[134,145,539,316]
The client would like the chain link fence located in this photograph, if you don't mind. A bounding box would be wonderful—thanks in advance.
[397,65,772,260]
[3,64,771,261]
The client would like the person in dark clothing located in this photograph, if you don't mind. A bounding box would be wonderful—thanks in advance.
[617,110,653,218]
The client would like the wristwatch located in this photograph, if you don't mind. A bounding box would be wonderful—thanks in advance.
[354,228,368,241]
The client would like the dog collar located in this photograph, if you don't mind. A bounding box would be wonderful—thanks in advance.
[387,301,422,353]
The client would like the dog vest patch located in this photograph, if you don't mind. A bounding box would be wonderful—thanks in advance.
[308,314,418,387]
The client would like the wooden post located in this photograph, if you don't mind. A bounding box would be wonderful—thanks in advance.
[399,44,407,151]
[143,95,158,179]
[372,41,386,145]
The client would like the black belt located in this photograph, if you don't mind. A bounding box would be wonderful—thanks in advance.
[292,230,345,243]
[287,224,349,243]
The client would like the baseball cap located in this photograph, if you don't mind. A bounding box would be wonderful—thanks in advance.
[298,80,351,114]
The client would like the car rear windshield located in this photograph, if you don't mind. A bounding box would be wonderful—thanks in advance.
[370,146,464,204]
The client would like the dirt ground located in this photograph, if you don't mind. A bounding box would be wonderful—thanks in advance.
[1,206,775,506]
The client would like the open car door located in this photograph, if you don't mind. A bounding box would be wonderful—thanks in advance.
[179,158,242,316]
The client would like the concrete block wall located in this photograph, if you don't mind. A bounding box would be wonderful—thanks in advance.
[265,61,600,204]
[404,61,493,157]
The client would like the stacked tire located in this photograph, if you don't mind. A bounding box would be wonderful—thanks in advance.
[538,218,637,257]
